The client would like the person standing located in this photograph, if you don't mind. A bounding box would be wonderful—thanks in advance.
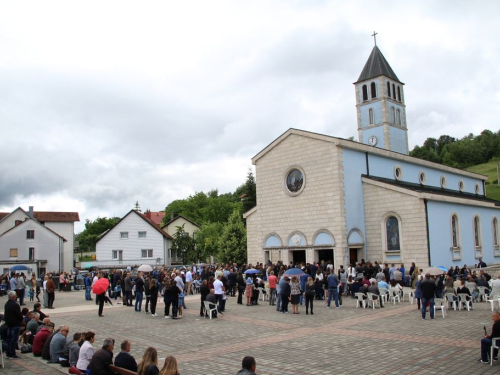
[420,273,436,320]
[84,273,93,301]
[185,268,193,295]
[135,272,145,312]
[4,291,23,359]
[326,272,340,308]
[124,272,133,307]
[199,279,210,316]
[280,277,291,313]
[46,275,56,309]
[304,277,315,315]
[290,276,301,314]
[97,291,106,317]
[17,273,26,306]
[213,275,225,313]
[236,272,244,305]
[149,279,159,317]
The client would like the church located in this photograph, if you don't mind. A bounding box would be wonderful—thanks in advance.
[244,45,500,269]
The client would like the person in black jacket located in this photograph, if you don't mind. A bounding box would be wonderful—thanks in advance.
[89,338,115,375]
[479,310,500,363]
[199,280,210,316]
[280,277,291,313]
[135,273,145,312]
[4,291,23,358]
[114,340,137,372]
[420,273,436,320]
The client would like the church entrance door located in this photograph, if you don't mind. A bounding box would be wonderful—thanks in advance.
[291,250,306,265]
[349,248,358,264]
[317,249,334,265]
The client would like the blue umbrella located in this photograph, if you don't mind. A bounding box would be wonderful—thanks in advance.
[84,263,93,268]
[437,266,448,272]
[10,265,31,271]
[244,269,260,274]
[284,268,306,278]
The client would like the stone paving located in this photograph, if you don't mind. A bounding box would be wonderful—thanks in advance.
[2,290,500,374]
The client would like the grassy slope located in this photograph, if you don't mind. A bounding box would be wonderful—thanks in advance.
[467,161,500,201]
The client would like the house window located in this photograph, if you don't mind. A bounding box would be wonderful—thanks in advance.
[493,217,500,256]
[10,248,18,257]
[120,232,128,239]
[29,248,35,261]
[385,216,401,251]
[370,82,377,98]
[362,85,368,101]
[27,230,35,239]
[396,109,401,125]
[112,250,123,261]
[141,249,153,258]
[138,231,147,238]
[387,82,391,97]
[397,86,401,102]
[369,109,374,125]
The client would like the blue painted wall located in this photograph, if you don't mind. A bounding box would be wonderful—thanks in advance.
[368,153,484,195]
[427,201,500,267]
[362,127,385,149]
[342,148,368,243]
[389,126,407,154]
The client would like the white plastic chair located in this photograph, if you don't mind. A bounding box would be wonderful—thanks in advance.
[408,290,415,305]
[366,292,380,309]
[477,286,488,302]
[379,288,388,304]
[355,293,366,308]
[445,293,457,311]
[434,298,446,318]
[486,295,500,311]
[389,289,401,305]
[491,337,500,365]
[203,300,219,319]
[257,287,266,301]
[457,293,471,311]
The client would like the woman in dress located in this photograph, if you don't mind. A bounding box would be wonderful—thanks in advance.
[245,276,253,306]
[290,276,301,314]
[159,356,179,375]
[76,331,95,373]
[137,347,159,375]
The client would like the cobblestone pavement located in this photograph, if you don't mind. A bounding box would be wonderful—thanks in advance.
[2,290,500,374]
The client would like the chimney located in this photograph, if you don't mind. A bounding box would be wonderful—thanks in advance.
[28,206,34,219]
[170,211,174,220]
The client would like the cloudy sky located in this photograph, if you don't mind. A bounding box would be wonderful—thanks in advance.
[1,1,499,233]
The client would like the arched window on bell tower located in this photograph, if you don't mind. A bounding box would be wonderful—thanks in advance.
[369,108,374,125]
[387,81,391,98]
[370,82,377,99]
[397,86,401,102]
[362,85,368,101]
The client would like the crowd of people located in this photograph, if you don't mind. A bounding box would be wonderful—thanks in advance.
[2,258,500,371]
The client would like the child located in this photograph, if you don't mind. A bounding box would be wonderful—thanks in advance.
[28,286,35,301]
[178,291,184,318]
[35,283,41,302]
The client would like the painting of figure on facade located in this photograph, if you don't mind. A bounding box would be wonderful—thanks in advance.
[386,216,400,251]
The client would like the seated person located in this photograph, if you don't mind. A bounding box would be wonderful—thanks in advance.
[359,283,369,295]
[378,276,389,291]
[479,310,500,363]
[393,268,403,285]
[88,338,115,375]
[34,302,49,321]
[26,312,40,338]
[42,328,59,360]
[62,332,82,367]
[50,325,70,363]
[205,289,218,318]
[0,323,8,353]
[33,322,54,357]
[367,281,384,308]
[390,279,403,297]
[457,280,473,309]
[114,340,138,372]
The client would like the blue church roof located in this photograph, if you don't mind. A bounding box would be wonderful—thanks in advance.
[356,46,402,84]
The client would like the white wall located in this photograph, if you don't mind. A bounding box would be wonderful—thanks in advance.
[44,222,75,272]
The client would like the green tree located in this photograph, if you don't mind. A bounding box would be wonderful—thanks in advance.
[170,224,197,264]
[194,222,224,262]
[241,170,256,214]
[76,217,120,252]
[217,209,247,264]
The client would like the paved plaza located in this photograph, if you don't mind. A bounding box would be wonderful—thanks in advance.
[2,289,500,375]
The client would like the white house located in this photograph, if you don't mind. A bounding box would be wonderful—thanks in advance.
[161,214,201,264]
[95,210,173,267]
[0,206,79,274]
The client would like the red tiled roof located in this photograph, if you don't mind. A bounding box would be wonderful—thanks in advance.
[0,210,79,223]
[144,211,165,226]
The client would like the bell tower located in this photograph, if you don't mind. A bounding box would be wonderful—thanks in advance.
[354,38,408,154]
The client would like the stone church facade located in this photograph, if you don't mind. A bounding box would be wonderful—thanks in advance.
[245,46,500,269]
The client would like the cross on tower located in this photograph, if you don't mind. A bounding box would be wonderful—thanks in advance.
[371,31,378,46]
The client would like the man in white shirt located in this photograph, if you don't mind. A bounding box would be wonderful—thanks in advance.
[185,269,193,295]
[213,275,225,313]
